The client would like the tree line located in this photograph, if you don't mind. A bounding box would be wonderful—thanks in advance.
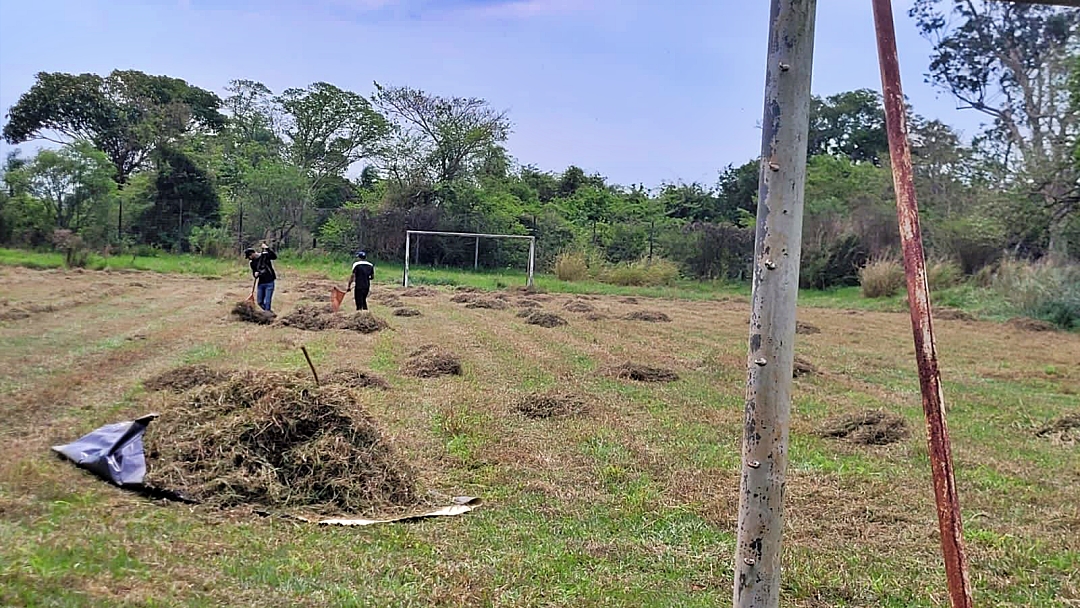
[1,0,1076,287]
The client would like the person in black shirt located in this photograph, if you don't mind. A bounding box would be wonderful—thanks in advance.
[347,251,375,311]
[245,242,278,312]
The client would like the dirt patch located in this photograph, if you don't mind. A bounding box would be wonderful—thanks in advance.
[144,372,419,513]
[465,298,509,310]
[145,365,230,393]
[322,369,391,390]
[1036,412,1080,444]
[393,308,422,317]
[523,312,568,328]
[402,346,463,378]
[610,363,679,383]
[516,391,588,419]
[796,322,821,335]
[401,286,438,297]
[1008,317,1056,332]
[936,308,976,322]
[820,410,910,446]
[564,301,596,313]
[624,310,671,323]
[794,356,817,378]
[371,293,404,308]
[231,301,276,325]
[620,297,639,305]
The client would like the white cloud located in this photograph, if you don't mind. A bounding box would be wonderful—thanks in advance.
[460,0,606,20]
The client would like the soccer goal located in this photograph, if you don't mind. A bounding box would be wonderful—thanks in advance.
[403,230,536,288]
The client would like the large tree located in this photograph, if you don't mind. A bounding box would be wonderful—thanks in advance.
[3,141,116,233]
[808,89,889,165]
[2,70,225,184]
[912,0,1080,256]
[372,83,511,187]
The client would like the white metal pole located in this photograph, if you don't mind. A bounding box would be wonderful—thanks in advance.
[403,231,410,287]
[474,236,480,270]
[527,237,536,287]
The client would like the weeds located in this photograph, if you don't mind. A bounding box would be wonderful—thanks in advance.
[859,257,905,299]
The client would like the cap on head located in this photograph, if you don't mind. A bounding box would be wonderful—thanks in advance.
[356,251,367,259]
[244,248,256,257]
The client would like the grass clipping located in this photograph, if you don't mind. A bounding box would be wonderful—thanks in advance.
[402,345,462,378]
[820,410,910,446]
[145,365,230,393]
[145,372,418,514]
[231,300,275,325]
[280,306,388,333]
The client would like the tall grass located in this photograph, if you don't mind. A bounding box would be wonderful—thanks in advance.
[553,252,589,281]
[597,257,680,287]
[858,257,905,298]
[992,258,1080,329]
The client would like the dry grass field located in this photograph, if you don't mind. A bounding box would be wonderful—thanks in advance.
[1,264,1077,607]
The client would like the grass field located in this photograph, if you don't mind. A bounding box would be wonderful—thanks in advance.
[0,259,1077,607]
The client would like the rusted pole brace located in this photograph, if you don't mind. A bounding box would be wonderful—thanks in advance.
[870,1,973,607]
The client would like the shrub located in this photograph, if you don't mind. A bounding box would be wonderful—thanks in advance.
[992,258,1080,330]
[801,233,870,290]
[51,229,89,268]
[927,259,963,291]
[554,252,589,282]
[188,225,233,258]
[859,257,905,298]
[599,257,680,287]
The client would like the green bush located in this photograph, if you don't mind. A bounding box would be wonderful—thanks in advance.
[599,257,680,287]
[927,259,963,291]
[993,258,1080,329]
[801,234,869,290]
[859,257,905,298]
[188,225,233,258]
[554,252,589,282]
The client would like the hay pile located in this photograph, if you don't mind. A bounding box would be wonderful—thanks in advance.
[620,297,639,305]
[522,311,568,328]
[1008,317,1056,332]
[935,308,976,322]
[401,286,438,297]
[516,391,588,419]
[144,372,418,513]
[611,363,679,383]
[393,307,422,317]
[323,369,391,390]
[231,301,276,324]
[585,313,609,322]
[564,301,596,313]
[280,306,388,333]
[465,298,509,310]
[402,345,462,378]
[1036,412,1080,444]
[371,292,404,307]
[796,322,821,335]
[793,356,818,378]
[516,299,542,309]
[624,310,671,322]
[820,410,909,446]
[450,293,478,304]
[145,365,229,393]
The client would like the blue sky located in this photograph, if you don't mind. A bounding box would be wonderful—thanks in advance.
[0,0,985,187]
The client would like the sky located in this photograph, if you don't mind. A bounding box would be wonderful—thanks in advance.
[0,0,988,188]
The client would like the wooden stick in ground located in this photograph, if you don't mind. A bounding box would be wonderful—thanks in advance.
[301,346,320,386]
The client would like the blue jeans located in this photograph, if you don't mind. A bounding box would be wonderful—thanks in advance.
[257,281,275,311]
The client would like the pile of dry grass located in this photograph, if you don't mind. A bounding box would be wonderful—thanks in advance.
[322,369,391,390]
[465,298,509,310]
[610,363,679,383]
[393,307,422,317]
[623,310,671,322]
[402,345,462,378]
[621,297,639,305]
[144,372,418,513]
[145,365,230,393]
[564,300,596,313]
[370,292,404,308]
[450,293,477,304]
[522,311,568,328]
[280,306,388,333]
[1036,412,1080,444]
[796,322,821,335]
[338,312,390,334]
[1008,317,1056,332]
[793,356,817,378]
[819,410,910,446]
[231,301,276,325]
[935,308,976,322]
[516,299,542,309]
[401,286,438,297]
[585,313,609,321]
[516,391,588,419]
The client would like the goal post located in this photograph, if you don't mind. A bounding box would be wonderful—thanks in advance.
[403,230,536,288]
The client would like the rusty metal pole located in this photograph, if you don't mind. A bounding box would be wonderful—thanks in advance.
[733,1,817,606]
[871,1,974,607]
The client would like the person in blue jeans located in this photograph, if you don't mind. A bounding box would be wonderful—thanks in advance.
[245,242,278,312]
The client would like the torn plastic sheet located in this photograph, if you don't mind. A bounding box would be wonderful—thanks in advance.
[52,414,158,486]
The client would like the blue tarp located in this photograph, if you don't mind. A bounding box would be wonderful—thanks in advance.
[52,414,158,486]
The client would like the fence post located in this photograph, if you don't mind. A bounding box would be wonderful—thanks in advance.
[526,237,536,287]
[475,236,480,270]
[733,1,817,606]
[871,1,973,606]
[403,231,411,287]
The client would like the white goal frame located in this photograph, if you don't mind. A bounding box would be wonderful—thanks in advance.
[403,230,536,287]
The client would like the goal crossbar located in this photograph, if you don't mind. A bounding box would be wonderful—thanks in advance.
[403,230,536,288]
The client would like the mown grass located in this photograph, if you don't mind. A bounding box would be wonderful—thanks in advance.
[1,264,1078,606]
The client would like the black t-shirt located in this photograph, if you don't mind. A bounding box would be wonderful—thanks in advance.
[351,260,374,289]
[250,250,277,284]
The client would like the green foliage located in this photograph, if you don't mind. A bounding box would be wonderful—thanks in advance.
[554,251,589,282]
[316,212,356,255]
[801,234,869,290]
[927,259,963,291]
[859,258,905,299]
[598,257,680,287]
[992,258,1080,329]
[187,225,233,258]
[808,89,889,165]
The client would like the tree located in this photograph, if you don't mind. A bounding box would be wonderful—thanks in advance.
[236,161,311,247]
[278,82,389,191]
[808,89,889,165]
[3,70,226,184]
[373,83,511,186]
[912,0,1080,256]
[715,160,760,223]
[135,146,220,251]
[4,142,116,236]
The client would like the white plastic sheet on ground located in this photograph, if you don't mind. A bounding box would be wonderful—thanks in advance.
[316,496,482,526]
